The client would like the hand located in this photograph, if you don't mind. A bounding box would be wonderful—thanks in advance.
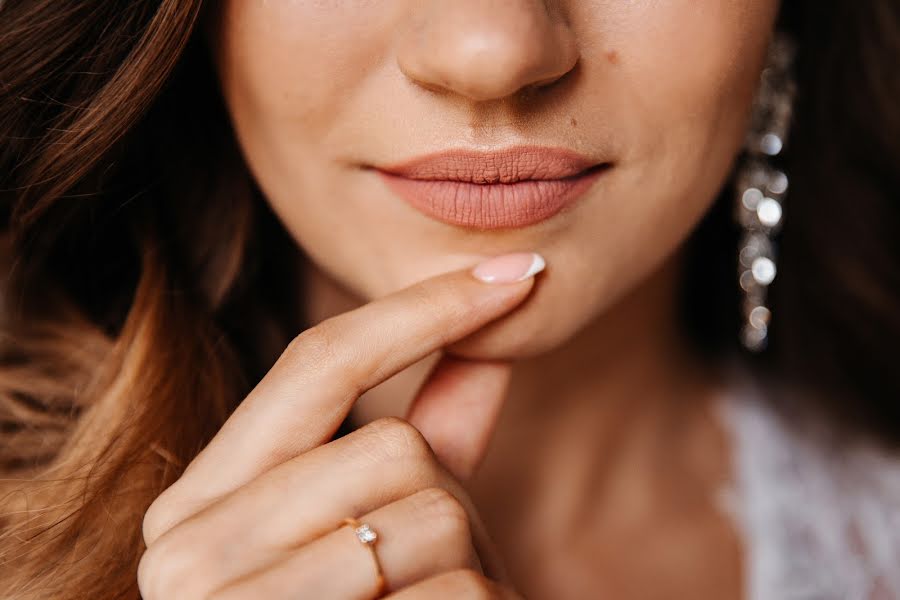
[138,253,544,599]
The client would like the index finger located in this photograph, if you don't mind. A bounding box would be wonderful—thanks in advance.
[143,251,545,544]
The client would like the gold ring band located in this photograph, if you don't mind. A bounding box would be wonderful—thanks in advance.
[342,516,388,597]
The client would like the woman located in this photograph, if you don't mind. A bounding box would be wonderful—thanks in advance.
[1,1,898,598]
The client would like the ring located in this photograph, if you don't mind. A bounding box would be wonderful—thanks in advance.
[342,516,388,597]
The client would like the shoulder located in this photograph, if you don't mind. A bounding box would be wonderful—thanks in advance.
[715,364,900,600]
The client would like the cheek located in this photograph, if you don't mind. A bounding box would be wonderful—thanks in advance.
[213,0,402,249]
[508,0,780,352]
[588,1,777,253]
[213,1,404,291]
[605,0,778,176]
[216,1,394,135]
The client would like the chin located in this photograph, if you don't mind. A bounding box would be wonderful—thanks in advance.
[444,291,585,361]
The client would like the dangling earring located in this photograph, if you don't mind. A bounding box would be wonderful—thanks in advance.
[734,32,797,352]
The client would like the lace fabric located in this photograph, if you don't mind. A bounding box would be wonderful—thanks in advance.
[716,369,900,600]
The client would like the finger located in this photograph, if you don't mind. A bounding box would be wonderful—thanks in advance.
[404,355,514,583]
[139,418,501,597]
[209,487,483,600]
[383,569,524,600]
[144,252,545,545]
[406,354,512,481]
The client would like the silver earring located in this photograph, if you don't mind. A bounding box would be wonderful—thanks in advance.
[734,32,797,352]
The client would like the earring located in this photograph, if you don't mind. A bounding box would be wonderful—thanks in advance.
[734,32,797,352]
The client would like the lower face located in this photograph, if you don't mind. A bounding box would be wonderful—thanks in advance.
[210,1,780,360]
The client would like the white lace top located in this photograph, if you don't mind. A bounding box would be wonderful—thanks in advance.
[717,367,900,600]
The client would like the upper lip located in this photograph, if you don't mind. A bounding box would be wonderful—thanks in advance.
[375,146,605,184]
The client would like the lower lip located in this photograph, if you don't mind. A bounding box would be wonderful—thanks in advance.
[377,167,607,230]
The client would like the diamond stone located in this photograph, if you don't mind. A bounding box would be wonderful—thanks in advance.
[355,524,377,544]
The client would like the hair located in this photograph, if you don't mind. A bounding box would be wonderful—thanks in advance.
[0,0,897,597]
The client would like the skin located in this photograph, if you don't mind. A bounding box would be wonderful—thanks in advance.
[139,265,537,598]
[139,1,781,598]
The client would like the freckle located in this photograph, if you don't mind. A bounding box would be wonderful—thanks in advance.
[570,117,578,127]
[606,50,619,65]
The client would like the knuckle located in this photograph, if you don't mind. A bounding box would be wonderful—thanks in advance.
[363,416,435,461]
[136,547,156,597]
[415,488,475,567]
[405,281,443,313]
[284,322,339,367]
[278,313,372,396]
[136,538,178,599]
[137,533,212,600]
[282,321,363,395]
[418,487,471,539]
[141,498,171,548]
[409,279,476,337]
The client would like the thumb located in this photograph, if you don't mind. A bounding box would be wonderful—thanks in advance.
[405,352,512,481]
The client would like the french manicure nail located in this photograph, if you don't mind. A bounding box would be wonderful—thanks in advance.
[471,252,546,284]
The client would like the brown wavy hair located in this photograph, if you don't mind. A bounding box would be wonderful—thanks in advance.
[0,1,898,598]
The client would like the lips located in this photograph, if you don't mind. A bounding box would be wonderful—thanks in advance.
[374,147,608,229]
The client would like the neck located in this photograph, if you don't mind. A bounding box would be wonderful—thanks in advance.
[300,248,725,440]
[300,249,738,594]
[470,251,728,534]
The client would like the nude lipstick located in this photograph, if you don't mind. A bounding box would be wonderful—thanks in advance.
[374,147,608,229]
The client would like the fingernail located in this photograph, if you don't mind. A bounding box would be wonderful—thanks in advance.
[471,252,546,284]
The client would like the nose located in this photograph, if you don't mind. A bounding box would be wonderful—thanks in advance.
[397,0,579,102]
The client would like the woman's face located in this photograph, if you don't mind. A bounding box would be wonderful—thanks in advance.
[211,1,779,360]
